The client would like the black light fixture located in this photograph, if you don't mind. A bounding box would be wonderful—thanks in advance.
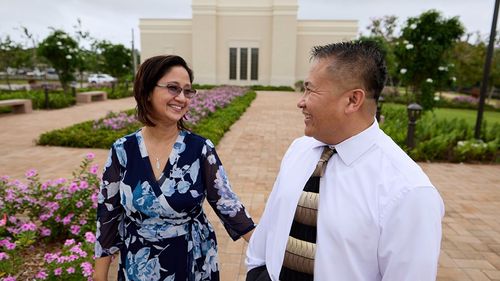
[406,103,423,149]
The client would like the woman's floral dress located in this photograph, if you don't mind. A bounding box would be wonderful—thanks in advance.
[95,130,255,281]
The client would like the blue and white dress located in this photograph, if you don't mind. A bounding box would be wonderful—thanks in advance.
[95,130,255,281]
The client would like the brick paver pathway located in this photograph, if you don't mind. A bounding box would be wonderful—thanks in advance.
[0,92,499,280]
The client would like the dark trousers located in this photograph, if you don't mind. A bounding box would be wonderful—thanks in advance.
[246,265,272,281]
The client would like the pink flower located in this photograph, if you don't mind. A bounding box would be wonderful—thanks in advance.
[39,213,52,221]
[80,262,93,277]
[54,267,62,276]
[25,168,37,178]
[44,253,58,263]
[85,232,96,243]
[35,270,48,279]
[62,213,74,225]
[66,267,75,274]
[64,239,76,246]
[20,222,37,232]
[5,241,16,250]
[79,180,89,189]
[3,275,16,281]
[76,201,84,208]
[89,165,99,174]
[70,225,81,235]
[40,227,51,237]
[0,252,9,260]
[86,152,95,160]
[79,219,87,225]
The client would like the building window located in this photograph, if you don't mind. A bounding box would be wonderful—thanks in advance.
[229,48,237,80]
[229,47,259,81]
[240,48,248,80]
[251,48,258,80]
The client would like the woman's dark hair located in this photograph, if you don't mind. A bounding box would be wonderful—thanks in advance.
[134,55,194,130]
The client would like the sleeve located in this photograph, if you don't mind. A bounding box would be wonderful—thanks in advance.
[378,186,444,280]
[95,146,125,258]
[202,141,256,241]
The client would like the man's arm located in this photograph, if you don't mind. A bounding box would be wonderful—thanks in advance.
[378,187,444,280]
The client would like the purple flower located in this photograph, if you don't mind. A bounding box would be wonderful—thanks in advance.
[86,152,95,160]
[79,180,89,189]
[54,267,62,276]
[89,165,99,175]
[40,227,51,237]
[35,270,48,279]
[85,232,96,243]
[0,252,9,260]
[64,239,76,246]
[62,214,74,225]
[20,222,37,232]
[25,168,37,178]
[80,262,93,277]
[70,225,81,235]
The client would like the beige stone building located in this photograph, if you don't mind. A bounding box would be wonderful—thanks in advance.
[139,0,358,86]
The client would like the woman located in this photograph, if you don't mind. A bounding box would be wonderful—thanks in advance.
[94,55,255,281]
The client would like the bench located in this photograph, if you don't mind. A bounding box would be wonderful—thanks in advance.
[0,99,33,114]
[76,91,107,104]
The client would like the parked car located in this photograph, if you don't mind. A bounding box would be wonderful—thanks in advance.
[87,73,117,84]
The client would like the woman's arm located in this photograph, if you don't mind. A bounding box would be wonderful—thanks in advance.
[202,140,256,240]
[93,256,112,281]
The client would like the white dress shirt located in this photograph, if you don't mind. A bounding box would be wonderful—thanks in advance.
[246,120,444,281]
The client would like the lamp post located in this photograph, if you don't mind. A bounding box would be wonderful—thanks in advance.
[376,96,385,122]
[406,103,423,149]
[475,0,499,139]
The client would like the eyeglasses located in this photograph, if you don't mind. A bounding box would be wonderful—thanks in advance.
[156,83,197,99]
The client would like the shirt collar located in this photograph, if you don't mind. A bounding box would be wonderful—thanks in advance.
[311,119,380,166]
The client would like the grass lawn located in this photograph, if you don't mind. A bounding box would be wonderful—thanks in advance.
[386,103,500,126]
[431,107,500,126]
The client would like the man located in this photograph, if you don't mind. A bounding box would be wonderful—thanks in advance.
[246,41,444,281]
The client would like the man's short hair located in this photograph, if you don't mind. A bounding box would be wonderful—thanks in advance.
[311,41,387,101]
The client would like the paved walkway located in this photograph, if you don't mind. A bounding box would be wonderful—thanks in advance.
[0,92,499,280]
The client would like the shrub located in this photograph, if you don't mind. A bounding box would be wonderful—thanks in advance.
[249,85,294,91]
[380,104,499,163]
[0,154,99,280]
[38,87,256,149]
[0,89,75,110]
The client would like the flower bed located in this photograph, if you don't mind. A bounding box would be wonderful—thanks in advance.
[37,86,254,149]
[0,154,99,280]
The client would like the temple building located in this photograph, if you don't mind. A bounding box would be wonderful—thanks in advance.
[139,0,358,86]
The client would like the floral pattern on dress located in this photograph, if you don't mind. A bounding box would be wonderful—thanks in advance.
[96,130,255,281]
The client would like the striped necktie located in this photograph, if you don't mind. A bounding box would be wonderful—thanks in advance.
[280,146,336,281]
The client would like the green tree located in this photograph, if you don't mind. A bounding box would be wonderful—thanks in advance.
[94,40,132,81]
[37,30,80,93]
[394,10,464,110]
[364,16,399,91]
[449,41,485,90]
[0,36,28,89]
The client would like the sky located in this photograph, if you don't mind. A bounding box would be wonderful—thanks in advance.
[0,0,498,51]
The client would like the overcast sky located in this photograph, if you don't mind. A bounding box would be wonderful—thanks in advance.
[0,0,497,50]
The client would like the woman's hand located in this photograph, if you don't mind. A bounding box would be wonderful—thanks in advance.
[242,228,255,242]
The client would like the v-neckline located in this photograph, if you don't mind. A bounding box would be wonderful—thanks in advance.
[137,129,182,186]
